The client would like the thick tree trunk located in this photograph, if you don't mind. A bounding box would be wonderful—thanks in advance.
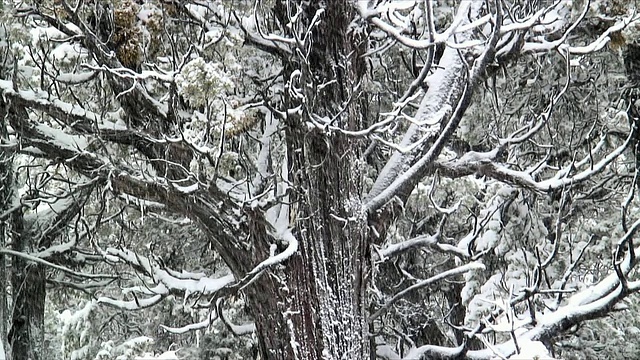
[8,213,45,360]
[8,265,45,360]
[0,102,47,360]
[0,102,13,360]
[247,132,370,360]
[244,2,371,359]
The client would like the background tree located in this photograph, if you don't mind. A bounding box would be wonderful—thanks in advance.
[2,0,640,359]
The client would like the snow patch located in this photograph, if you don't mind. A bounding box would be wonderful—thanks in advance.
[508,340,554,359]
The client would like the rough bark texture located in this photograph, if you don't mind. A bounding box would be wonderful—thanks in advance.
[1,103,88,360]
[0,102,13,360]
[243,1,371,359]
[8,212,45,360]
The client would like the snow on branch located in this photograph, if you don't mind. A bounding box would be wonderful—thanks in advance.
[0,78,153,148]
[365,3,475,203]
[386,215,640,360]
[0,248,117,280]
[399,344,466,360]
[369,261,486,322]
[435,126,633,194]
[22,181,95,245]
[364,0,636,214]
[239,9,293,57]
[244,228,298,277]
[160,317,215,335]
[0,79,100,128]
[361,1,474,49]
[376,233,468,261]
[3,97,249,253]
[96,247,234,311]
[98,294,164,311]
[218,299,257,336]
[366,0,501,212]
[103,247,234,295]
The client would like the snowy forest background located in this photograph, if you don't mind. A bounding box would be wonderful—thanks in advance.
[2,0,640,359]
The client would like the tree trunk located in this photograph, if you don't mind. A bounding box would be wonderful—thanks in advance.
[0,103,47,360]
[244,2,371,359]
[246,134,370,360]
[8,212,45,360]
[0,100,13,360]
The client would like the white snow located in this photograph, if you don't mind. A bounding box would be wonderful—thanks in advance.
[228,321,257,335]
[101,247,235,302]
[375,344,400,360]
[56,71,95,84]
[123,336,154,348]
[20,146,45,155]
[0,80,108,140]
[365,1,482,209]
[98,295,163,310]
[172,182,199,194]
[29,26,66,45]
[245,228,298,276]
[51,43,86,63]
[379,234,439,259]
[161,317,212,334]
[508,340,554,359]
[402,344,465,360]
[25,190,77,222]
[36,124,89,150]
[457,148,500,163]
[140,351,179,360]
[98,120,128,131]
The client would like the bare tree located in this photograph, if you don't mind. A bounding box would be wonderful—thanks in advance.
[2,0,640,359]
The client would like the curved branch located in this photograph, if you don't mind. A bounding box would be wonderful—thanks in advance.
[369,262,485,322]
[0,249,117,280]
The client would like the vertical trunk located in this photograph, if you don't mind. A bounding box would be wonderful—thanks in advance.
[287,132,370,359]
[246,2,371,359]
[0,104,46,360]
[8,213,45,360]
[247,133,370,360]
[0,101,13,360]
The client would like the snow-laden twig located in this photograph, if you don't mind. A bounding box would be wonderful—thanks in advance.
[160,316,216,335]
[245,227,298,277]
[363,1,472,49]
[400,344,466,360]
[98,294,163,311]
[365,24,468,202]
[102,247,235,296]
[0,248,117,280]
[218,299,256,336]
[369,261,486,321]
[435,125,632,194]
[377,232,468,261]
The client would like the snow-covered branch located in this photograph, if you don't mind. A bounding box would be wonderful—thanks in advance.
[0,248,116,280]
[366,0,502,212]
[370,262,486,322]
[365,2,480,205]
[97,247,234,310]
[377,233,468,261]
[435,126,633,193]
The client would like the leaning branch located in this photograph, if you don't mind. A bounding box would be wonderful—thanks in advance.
[0,248,117,280]
[369,262,486,322]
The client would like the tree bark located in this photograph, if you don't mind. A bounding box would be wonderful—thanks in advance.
[8,211,45,360]
[243,2,371,359]
[0,100,13,360]
[0,103,87,360]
